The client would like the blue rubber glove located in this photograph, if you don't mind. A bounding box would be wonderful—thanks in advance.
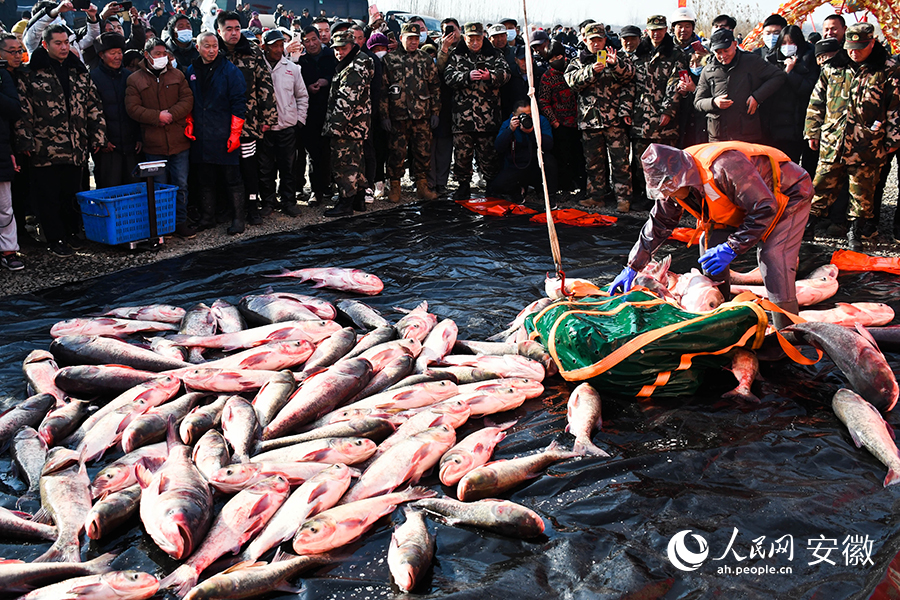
[698,243,737,276]
[610,266,637,294]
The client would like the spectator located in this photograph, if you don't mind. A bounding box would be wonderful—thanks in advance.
[0,62,21,269]
[444,22,511,200]
[24,1,102,61]
[322,29,373,216]
[538,40,584,197]
[488,99,556,203]
[275,4,290,29]
[166,14,198,75]
[761,24,817,166]
[235,3,250,28]
[296,26,336,205]
[0,0,18,31]
[804,22,900,249]
[366,31,390,198]
[299,8,312,30]
[90,32,141,188]
[380,22,440,202]
[823,14,847,44]
[695,28,785,144]
[187,6,201,36]
[313,17,331,45]
[258,29,307,217]
[428,17,460,196]
[755,14,788,57]
[148,5,168,37]
[125,36,195,237]
[630,15,688,210]
[186,31,247,233]
[19,22,107,257]
[352,24,382,204]
[711,14,737,33]
[678,50,708,148]
[1,33,33,249]
[216,10,278,226]
[618,25,641,58]
[564,22,634,212]
[249,11,261,30]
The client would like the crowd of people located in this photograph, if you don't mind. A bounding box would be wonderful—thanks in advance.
[0,1,895,274]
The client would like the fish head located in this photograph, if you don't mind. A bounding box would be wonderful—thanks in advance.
[85,512,104,540]
[859,346,900,412]
[497,503,546,536]
[681,285,725,313]
[159,510,194,559]
[457,467,500,501]
[321,463,354,484]
[439,451,473,484]
[351,271,384,295]
[103,571,160,598]
[333,438,377,463]
[501,379,544,399]
[392,562,417,592]
[209,463,261,493]
[91,465,133,497]
[293,515,338,553]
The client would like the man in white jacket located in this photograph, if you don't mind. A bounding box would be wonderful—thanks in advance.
[24,0,117,62]
[259,28,309,217]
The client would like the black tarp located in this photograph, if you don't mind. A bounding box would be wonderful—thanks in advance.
[2,201,900,599]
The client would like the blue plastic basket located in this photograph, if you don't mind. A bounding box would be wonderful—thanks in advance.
[77,183,177,245]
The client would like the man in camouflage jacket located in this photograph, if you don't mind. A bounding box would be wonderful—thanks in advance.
[217,10,278,225]
[381,23,441,202]
[444,22,511,201]
[804,22,900,249]
[323,30,373,217]
[630,15,688,208]
[564,22,635,212]
[19,23,106,257]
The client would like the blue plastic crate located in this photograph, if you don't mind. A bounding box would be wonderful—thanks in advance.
[77,183,177,245]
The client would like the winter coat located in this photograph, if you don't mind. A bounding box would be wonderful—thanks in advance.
[219,33,278,141]
[91,62,140,153]
[167,23,200,77]
[495,113,553,171]
[125,59,194,156]
[444,40,511,133]
[761,46,818,143]
[323,45,373,140]
[186,54,247,165]
[297,46,337,132]
[631,34,688,140]
[0,69,20,181]
[804,42,900,165]
[380,45,440,122]
[18,46,107,168]
[694,49,786,143]
[564,47,634,130]
[266,55,308,130]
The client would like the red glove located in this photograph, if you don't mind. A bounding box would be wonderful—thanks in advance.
[227,116,245,153]
[184,113,196,140]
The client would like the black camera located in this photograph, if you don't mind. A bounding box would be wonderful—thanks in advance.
[517,113,533,129]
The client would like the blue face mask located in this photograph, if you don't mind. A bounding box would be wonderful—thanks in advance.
[176,29,193,43]
[690,65,703,75]
[763,33,779,49]
[507,29,516,41]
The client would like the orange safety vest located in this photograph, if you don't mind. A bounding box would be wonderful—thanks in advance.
[679,141,791,246]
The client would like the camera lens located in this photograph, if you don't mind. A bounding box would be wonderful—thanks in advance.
[518,113,532,129]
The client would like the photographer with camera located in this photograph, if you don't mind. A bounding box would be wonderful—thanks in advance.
[487,99,557,204]
[24,0,103,62]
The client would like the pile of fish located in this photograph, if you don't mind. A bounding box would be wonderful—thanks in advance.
[0,271,612,599]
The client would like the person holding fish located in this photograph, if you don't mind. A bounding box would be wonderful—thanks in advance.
[609,141,814,328]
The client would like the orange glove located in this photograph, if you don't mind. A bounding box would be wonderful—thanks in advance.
[184,113,196,140]
[227,116,245,153]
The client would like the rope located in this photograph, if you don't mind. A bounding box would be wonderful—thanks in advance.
[522,0,568,294]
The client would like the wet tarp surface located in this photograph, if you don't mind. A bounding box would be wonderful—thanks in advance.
[2,201,900,600]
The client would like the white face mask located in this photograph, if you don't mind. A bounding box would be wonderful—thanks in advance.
[375,50,387,58]
[763,33,779,49]
[781,43,797,57]
[419,32,427,44]
[151,55,169,70]
[506,29,516,41]
[177,29,193,43]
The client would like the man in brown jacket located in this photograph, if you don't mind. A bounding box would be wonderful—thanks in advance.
[125,37,195,238]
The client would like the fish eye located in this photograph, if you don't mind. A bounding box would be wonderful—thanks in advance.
[310,526,319,533]
[131,573,139,580]
[225,469,234,475]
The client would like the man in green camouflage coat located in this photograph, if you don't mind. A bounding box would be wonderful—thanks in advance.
[444,22,511,201]
[804,22,900,249]
[19,23,106,258]
[217,11,278,225]
[564,22,635,212]
[323,30,374,217]
[381,23,441,202]
[630,15,688,209]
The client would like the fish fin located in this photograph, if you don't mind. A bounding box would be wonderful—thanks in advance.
[31,507,53,525]
[848,428,864,448]
[306,480,331,504]
[134,460,155,489]
[165,416,179,453]
[276,583,306,594]
[222,560,265,574]
[85,551,118,573]
[310,281,328,289]
[885,469,900,487]
[856,324,881,351]
[885,420,896,440]
[64,582,106,596]
[348,467,362,478]
[573,439,611,458]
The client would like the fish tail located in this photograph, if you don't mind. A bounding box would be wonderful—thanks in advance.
[34,539,80,563]
[722,388,761,403]
[85,551,118,573]
[573,438,611,458]
[886,469,900,487]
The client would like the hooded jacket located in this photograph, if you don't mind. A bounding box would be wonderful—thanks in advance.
[265,53,309,131]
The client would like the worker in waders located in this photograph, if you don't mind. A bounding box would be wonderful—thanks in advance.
[609,142,814,328]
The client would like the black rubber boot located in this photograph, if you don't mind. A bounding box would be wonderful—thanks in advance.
[247,196,263,226]
[324,196,353,217]
[353,189,366,212]
[452,182,471,201]
[846,219,862,251]
[227,188,246,235]
[197,188,216,231]
[802,215,819,241]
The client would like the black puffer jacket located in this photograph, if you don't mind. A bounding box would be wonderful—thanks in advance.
[0,69,20,181]
[761,46,818,143]
[91,62,140,152]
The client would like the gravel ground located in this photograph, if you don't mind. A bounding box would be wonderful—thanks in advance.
[2,163,898,298]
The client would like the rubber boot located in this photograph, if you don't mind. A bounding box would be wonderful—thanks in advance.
[846,219,862,251]
[197,187,216,231]
[247,194,262,226]
[802,215,819,241]
[388,180,402,203]
[353,189,366,212]
[416,178,437,200]
[325,196,354,217]
[772,299,800,330]
[452,182,471,201]
[227,187,245,234]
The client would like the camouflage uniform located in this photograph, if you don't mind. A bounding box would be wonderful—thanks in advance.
[324,42,374,199]
[804,30,900,222]
[630,20,688,199]
[444,23,511,190]
[219,34,278,141]
[564,23,635,205]
[380,27,441,181]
